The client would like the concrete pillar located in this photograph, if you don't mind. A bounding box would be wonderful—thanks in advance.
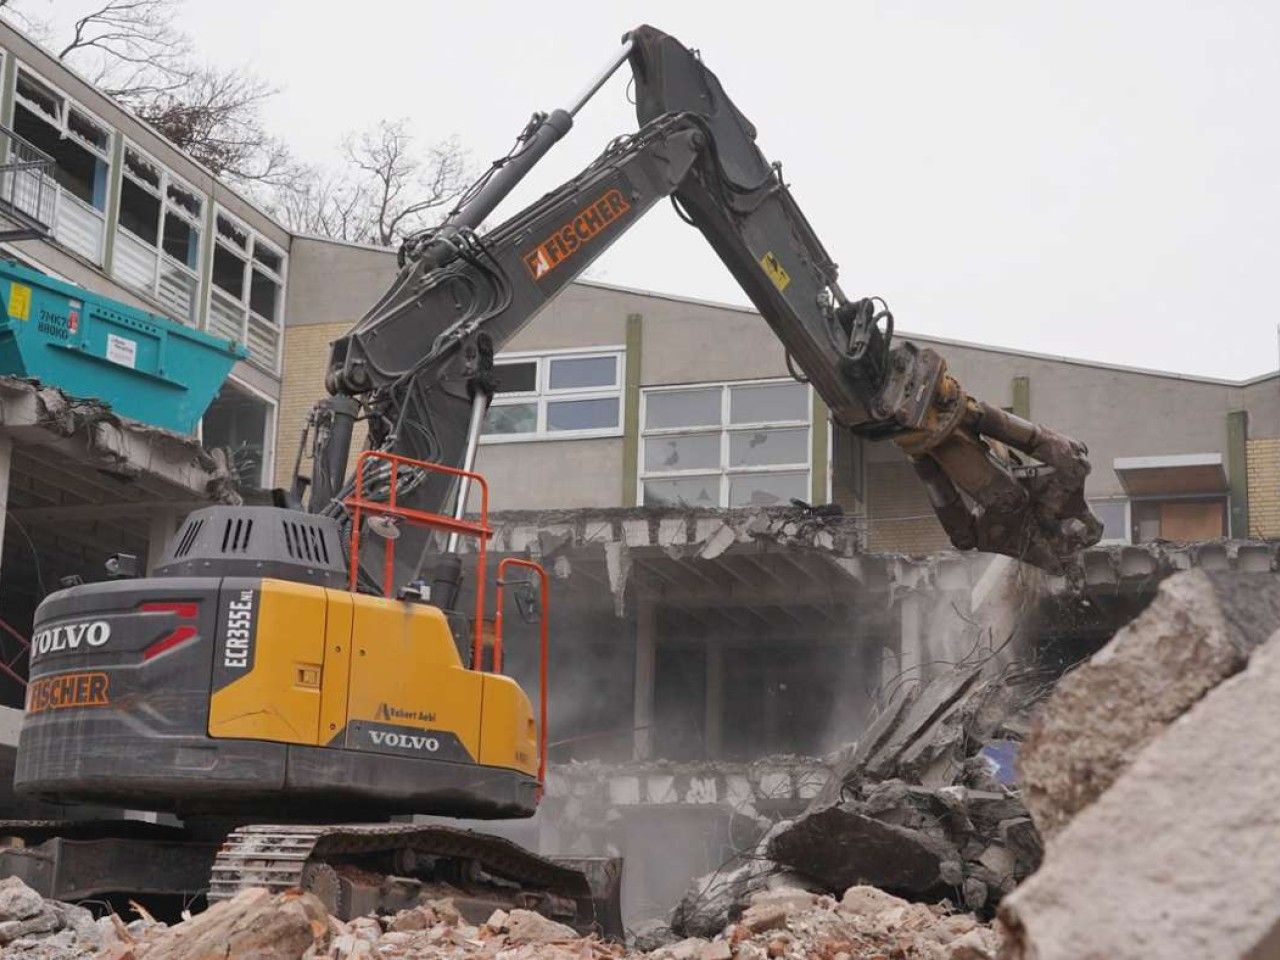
[705,642,725,759]
[897,592,926,685]
[0,433,11,592]
[634,600,656,761]
[146,507,177,574]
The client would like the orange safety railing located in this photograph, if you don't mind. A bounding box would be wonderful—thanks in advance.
[344,451,493,669]
[494,558,550,790]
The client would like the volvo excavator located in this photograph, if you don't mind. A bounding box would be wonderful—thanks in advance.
[3,26,1101,935]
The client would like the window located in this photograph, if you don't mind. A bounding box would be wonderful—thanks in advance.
[207,209,286,372]
[482,348,624,441]
[640,379,811,508]
[201,379,277,488]
[11,67,113,263]
[1089,498,1130,544]
[112,145,204,323]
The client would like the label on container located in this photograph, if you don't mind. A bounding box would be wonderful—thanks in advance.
[7,283,30,321]
[106,333,137,369]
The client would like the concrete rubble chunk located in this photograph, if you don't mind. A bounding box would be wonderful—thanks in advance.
[837,886,910,919]
[999,624,1280,960]
[1019,569,1280,837]
[141,888,328,960]
[501,908,578,943]
[767,802,954,893]
[0,877,46,923]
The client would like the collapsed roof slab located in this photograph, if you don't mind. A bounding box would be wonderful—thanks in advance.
[0,376,239,603]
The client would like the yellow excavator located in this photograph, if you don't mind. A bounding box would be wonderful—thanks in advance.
[5,25,1101,934]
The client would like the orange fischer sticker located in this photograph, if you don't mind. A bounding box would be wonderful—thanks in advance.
[27,671,110,714]
[523,188,631,281]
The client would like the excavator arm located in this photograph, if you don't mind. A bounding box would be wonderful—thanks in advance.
[303,25,1102,576]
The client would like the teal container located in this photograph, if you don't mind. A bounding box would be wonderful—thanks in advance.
[0,260,246,434]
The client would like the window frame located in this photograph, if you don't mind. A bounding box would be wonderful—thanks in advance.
[638,377,813,508]
[481,345,626,444]
[197,374,279,488]
[11,63,116,263]
[112,140,206,321]
[1088,497,1132,545]
[13,67,114,168]
[206,205,287,373]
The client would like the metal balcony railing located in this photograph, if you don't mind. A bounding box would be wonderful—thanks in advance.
[0,125,55,242]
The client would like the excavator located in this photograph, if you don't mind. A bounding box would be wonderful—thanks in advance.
[4,25,1101,936]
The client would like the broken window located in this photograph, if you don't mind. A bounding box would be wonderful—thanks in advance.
[11,68,113,263]
[208,207,286,372]
[640,379,813,508]
[482,349,624,441]
[112,144,204,322]
[201,379,276,487]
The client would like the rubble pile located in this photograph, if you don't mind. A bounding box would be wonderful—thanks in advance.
[674,660,1047,937]
[0,876,109,960]
[0,880,997,960]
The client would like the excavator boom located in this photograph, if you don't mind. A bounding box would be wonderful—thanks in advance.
[311,25,1101,573]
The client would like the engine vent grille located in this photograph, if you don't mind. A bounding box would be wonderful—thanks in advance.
[173,518,205,558]
[221,517,254,553]
[282,520,332,565]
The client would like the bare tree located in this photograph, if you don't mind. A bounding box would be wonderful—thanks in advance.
[276,121,471,247]
[2,0,295,188]
[55,0,191,97]
[127,67,295,186]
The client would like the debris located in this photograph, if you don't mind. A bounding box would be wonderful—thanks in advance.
[1001,613,1280,958]
[0,878,103,958]
[767,803,955,894]
[1018,569,1280,838]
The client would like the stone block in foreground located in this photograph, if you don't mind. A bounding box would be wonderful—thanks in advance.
[999,624,1280,959]
[1018,569,1280,838]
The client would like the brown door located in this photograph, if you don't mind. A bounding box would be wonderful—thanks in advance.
[1159,500,1225,540]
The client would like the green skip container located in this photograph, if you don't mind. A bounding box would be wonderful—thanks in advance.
[0,260,246,434]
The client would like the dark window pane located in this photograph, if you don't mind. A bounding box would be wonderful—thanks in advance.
[162,212,198,267]
[213,244,245,298]
[167,182,201,218]
[547,396,619,431]
[119,177,160,245]
[67,108,109,152]
[250,269,279,321]
[253,241,283,273]
[495,361,537,394]
[548,355,616,390]
[216,214,248,249]
[16,73,60,121]
[124,150,160,188]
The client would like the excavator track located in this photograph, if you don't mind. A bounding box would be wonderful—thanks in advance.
[210,824,623,938]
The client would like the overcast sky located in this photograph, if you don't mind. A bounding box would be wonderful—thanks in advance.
[33,1,1280,379]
